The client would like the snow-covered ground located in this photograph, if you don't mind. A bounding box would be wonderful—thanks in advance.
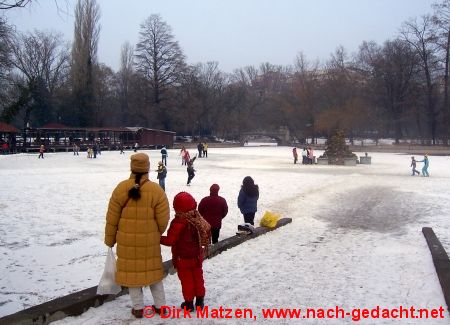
[1,147,450,324]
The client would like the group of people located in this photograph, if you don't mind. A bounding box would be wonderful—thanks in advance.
[104,153,259,318]
[292,147,315,164]
[410,154,430,177]
[197,142,208,158]
[138,144,215,194]
[86,144,101,158]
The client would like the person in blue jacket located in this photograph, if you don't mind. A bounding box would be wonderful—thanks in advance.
[237,176,259,225]
[417,154,430,177]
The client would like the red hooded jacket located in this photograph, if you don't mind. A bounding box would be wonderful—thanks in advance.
[160,217,202,267]
[198,185,228,229]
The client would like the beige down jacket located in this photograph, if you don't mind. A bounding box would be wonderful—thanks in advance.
[104,173,169,287]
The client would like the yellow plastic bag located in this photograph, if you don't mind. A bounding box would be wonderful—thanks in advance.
[259,211,280,228]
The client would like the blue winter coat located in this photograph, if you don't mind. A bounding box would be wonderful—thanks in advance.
[237,189,259,214]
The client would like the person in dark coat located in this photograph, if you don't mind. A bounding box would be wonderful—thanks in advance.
[197,142,203,158]
[161,192,211,312]
[237,176,259,225]
[292,147,298,164]
[198,184,228,244]
[186,156,197,185]
[410,156,420,176]
[160,146,168,166]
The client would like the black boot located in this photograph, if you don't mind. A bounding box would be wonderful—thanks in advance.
[181,301,194,312]
[195,296,204,309]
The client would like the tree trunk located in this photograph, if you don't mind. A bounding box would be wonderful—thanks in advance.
[444,29,450,146]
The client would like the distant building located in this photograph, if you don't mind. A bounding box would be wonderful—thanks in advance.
[12,124,175,152]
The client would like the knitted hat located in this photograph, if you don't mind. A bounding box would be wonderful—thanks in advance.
[210,183,220,195]
[173,192,197,213]
[130,153,150,173]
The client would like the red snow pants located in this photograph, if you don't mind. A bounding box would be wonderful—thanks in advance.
[176,257,205,302]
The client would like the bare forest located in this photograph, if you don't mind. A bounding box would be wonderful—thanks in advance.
[2,0,450,144]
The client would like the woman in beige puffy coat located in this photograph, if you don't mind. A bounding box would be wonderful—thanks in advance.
[104,153,170,318]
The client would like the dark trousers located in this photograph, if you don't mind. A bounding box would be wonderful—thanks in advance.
[243,213,255,225]
[187,171,195,184]
[211,228,220,244]
[162,155,167,166]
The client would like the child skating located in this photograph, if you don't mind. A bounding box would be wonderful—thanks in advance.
[410,156,420,176]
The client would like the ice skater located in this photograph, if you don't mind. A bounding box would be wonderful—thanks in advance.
[186,156,197,186]
[292,147,298,164]
[410,156,420,176]
[161,145,168,166]
[38,144,45,159]
[417,154,430,177]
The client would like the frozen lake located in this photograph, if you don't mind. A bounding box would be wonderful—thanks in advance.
[1,147,450,324]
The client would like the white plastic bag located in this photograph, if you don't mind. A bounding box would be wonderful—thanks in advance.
[97,248,121,295]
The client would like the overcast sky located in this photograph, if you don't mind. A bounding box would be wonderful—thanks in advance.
[2,0,437,73]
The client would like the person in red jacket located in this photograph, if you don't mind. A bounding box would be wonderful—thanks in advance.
[198,184,228,244]
[161,192,211,312]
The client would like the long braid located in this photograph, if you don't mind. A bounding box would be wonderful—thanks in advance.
[128,173,144,200]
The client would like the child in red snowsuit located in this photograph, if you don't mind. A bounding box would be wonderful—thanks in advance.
[160,192,211,311]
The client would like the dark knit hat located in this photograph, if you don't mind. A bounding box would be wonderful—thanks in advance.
[210,183,220,195]
[130,153,150,173]
[173,192,197,213]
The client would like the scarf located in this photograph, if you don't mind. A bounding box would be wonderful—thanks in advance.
[175,210,211,247]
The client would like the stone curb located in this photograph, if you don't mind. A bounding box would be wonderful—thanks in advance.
[0,218,292,324]
[422,227,450,313]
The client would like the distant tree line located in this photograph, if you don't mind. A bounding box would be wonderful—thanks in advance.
[2,0,450,145]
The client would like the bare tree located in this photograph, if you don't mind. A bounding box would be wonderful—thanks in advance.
[401,16,440,144]
[71,0,100,126]
[287,52,322,142]
[117,41,134,125]
[0,0,31,9]
[135,14,186,129]
[433,0,450,144]
[0,17,13,109]
[357,39,420,143]
[5,30,69,127]
[194,61,227,136]
[0,1,69,12]
[94,63,115,126]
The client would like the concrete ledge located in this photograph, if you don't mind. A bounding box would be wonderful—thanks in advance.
[0,218,292,324]
[316,158,329,165]
[422,227,450,312]
[359,156,371,164]
[0,287,129,325]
